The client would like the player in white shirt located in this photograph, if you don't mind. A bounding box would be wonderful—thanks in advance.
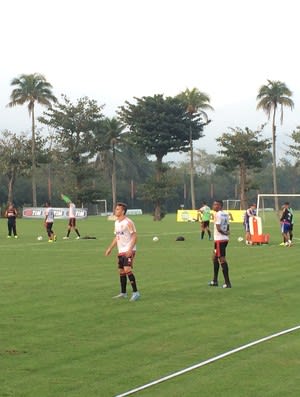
[44,201,56,243]
[63,202,81,239]
[209,200,232,288]
[105,202,140,301]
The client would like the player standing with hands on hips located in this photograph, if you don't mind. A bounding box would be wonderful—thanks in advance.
[63,201,81,240]
[105,202,141,301]
[209,200,232,288]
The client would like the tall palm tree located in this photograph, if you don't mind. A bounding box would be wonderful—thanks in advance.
[256,80,294,211]
[7,73,57,206]
[177,88,214,209]
[102,117,125,210]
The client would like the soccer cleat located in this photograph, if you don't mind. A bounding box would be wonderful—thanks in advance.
[7,236,11,239]
[279,242,285,246]
[112,293,128,299]
[222,283,232,288]
[76,236,80,240]
[63,237,69,240]
[14,235,18,239]
[130,291,141,301]
[48,239,53,243]
[209,281,218,287]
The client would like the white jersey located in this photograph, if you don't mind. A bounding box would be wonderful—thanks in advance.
[45,207,54,223]
[214,210,229,241]
[114,217,136,254]
[69,203,76,218]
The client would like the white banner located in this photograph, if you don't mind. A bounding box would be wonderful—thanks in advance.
[22,207,88,219]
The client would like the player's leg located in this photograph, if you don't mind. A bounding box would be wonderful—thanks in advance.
[7,219,12,237]
[124,255,140,301]
[206,222,212,240]
[73,219,80,238]
[12,219,18,237]
[209,243,220,286]
[284,224,292,247]
[200,222,205,239]
[46,223,53,241]
[290,224,293,241]
[113,256,128,298]
[66,221,72,238]
[219,242,231,288]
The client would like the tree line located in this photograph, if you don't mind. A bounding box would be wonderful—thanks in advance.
[2,74,300,218]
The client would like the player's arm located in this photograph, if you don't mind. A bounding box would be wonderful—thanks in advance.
[105,237,117,256]
[126,232,137,257]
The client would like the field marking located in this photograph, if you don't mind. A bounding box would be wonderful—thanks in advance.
[115,324,300,397]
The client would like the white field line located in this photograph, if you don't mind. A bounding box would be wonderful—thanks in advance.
[115,325,300,397]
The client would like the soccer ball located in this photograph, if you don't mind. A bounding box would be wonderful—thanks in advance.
[237,236,244,242]
[152,236,159,242]
[37,236,43,241]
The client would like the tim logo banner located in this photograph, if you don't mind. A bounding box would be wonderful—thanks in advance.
[22,207,88,219]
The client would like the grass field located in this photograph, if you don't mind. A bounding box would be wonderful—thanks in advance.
[1,213,299,397]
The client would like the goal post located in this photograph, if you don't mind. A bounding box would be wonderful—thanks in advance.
[257,194,300,216]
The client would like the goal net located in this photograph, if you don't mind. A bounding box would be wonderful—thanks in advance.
[257,194,300,216]
[223,199,241,210]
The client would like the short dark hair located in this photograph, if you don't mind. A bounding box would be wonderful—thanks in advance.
[116,202,127,214]
[214,200,223,207]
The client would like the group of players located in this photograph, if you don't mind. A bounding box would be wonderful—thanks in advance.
[3,201,81,242]
[44,201,81,242]
[5,199,294,301]
[243,201,294,247]
[105,200,232,305]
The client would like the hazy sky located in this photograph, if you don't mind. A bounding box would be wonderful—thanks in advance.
[1,0,299,160]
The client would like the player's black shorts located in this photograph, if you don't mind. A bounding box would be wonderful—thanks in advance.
[68,218,76,227]
[202,220,210,228]
[214,241,228,258]
[118,254,135,268]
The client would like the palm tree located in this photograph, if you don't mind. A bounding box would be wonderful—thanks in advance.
[102,117,125,210]
[7,73,57,206]
[256,80,294,211]
[177,88,214,209]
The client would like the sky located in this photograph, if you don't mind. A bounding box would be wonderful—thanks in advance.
[1,0,300,162]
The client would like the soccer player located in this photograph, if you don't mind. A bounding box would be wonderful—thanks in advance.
[5,203,18,238]
[105,202,140,301]
[209,200,232,288]
[63,202,81,240]
[44,201,56,243]
[243,203,257,245]
[280,202,293,247]
[198,201,212,240]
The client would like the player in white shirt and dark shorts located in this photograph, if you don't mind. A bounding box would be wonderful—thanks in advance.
[105,202,140,301]
[45,201,56,243]
[63,202,81,239]
[209,200,232,288]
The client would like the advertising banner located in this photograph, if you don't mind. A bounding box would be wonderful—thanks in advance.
[22,207,88,219]
[176,209,245,223]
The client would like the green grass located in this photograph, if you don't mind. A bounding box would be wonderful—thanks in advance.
[0,214,299,397]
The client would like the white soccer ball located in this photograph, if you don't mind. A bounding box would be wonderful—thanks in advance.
[237,236,244,242]
[37,236,43,241]
[152,236,159,242]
